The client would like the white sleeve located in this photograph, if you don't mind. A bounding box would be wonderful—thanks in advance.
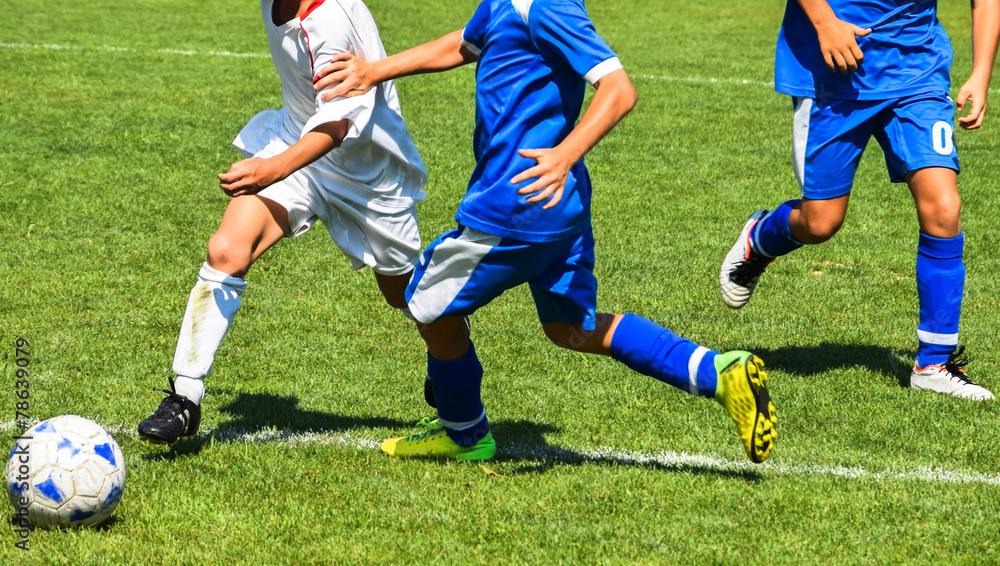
[303,88,376,137]
[583,57,623,85]
[300,2,378,136]
[459,27,482,57]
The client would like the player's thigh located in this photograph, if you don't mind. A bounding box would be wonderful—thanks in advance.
[405,226,552,324]
[373,272,412,309]
[209,171,323,274]
[792,96,880,200]
[254,170,326,239]
[874,92,959,184]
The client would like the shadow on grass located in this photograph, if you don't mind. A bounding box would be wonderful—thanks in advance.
[141,394,760,479]
[748,343,913,388]
[4,513,123,532]
[143,392,418,461]
[491,419,763,481]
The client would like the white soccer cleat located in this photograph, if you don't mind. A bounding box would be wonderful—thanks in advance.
[720,210,773,309]
[910,347,994,400]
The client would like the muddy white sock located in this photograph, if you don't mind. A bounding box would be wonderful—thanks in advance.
[171,262,247,399]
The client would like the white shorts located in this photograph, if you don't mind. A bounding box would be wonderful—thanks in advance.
[257,170,421,277]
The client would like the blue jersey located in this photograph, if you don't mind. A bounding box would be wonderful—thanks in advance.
[458,0,622,242]
[775,0,952,100]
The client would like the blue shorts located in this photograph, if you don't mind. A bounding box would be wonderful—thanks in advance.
[792,92,960,200]
[405,225,598,330]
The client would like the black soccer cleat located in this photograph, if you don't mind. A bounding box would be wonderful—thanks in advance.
[137,377,202,445]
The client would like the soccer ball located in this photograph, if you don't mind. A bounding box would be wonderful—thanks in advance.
[5,415,126,529]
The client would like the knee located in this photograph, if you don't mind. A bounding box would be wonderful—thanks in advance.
[206,233,251,274]
[418,318,472,361]
[795,214,843,244]
[918,194,962,238]
[542,324,567,348]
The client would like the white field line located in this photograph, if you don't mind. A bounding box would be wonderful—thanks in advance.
[0,43,771,86]
[5,42,999,95]
[0,42,269,59]
[632,73,774,88]
[5,419,1000,485]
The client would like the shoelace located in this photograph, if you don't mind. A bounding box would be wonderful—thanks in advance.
[150,377,187,420]
[730,251,773,287]
[149,394,187,420]
[942,346,980,385]
[414,417,441,432]
[405,428,444,443]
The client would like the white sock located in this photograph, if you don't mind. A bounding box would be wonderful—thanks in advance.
[173,375,206,405]
[171,262,247,401]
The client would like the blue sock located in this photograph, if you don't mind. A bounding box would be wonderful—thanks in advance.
[916,232,964,367]
[427,343,490,447]
[751,200,805,258]
[609,314,719,398]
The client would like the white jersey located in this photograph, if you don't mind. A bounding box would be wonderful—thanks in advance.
[234,0,427,213]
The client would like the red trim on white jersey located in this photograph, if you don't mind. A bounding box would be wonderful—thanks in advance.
[299,21,315,68]
[301,0,325,19]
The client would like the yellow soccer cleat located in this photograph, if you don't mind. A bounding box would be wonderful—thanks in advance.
[715,351,777,463]
[381,428,496,461]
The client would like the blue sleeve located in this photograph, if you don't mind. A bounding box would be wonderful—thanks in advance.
[462,1,491,55]
[527,0,620,81]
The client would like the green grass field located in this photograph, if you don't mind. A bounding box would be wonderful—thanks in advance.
[3,0,1000,563]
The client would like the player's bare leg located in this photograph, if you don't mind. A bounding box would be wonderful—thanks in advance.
[207,195,290,277]
[905,167,992,399]
[373,272,411,310]
[907,167,960,239]
[373,272,469,409]
[787,194,851,244]
[541,313,621,354]
[413,315,470,360]
[139,196,291,444]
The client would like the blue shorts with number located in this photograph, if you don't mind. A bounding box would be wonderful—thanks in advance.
[792,91,959,200]
[405,225,598,331]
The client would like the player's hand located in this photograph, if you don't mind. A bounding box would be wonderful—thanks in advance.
[218,158,282,197]
[956,75,989,130]
[314,53,374,101]
[815,17,871,74]
[511,148,573,209]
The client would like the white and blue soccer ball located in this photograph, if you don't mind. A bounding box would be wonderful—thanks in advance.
[5,415,126,528]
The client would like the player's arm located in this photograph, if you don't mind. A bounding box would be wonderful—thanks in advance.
[513,69,637,209]
[313,30,478,101]
[218,120,350,197]
[957,0,1000,130]
[795,0,871,73]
